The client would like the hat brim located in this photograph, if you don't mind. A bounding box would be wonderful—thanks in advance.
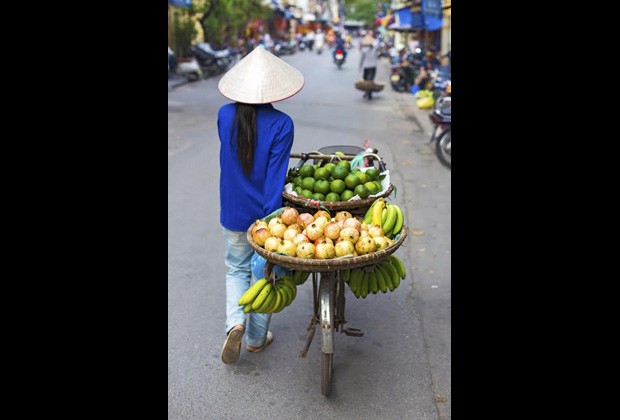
[218,46,305,104]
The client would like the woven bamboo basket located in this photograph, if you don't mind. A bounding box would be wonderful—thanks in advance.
[247,225,408,272]
[282,184,394,217]
[355,80,385,92]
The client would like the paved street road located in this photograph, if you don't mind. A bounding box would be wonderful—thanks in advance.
[168,45,451,419]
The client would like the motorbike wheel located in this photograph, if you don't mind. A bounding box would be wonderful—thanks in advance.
[435,129,451,169]
[396,82,407,93]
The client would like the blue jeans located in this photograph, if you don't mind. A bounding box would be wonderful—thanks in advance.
[222,227,271,347]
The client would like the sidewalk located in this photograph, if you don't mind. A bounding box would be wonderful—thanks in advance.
[168,75,190,91]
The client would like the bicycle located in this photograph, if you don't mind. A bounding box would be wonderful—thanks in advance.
[248,145,408,396]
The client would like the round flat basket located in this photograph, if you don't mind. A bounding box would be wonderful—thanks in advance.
[282,184,394,216]
[355,80,385,92]
[247,225,408,272]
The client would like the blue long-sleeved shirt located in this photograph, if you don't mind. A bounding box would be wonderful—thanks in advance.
[217,102,294,231]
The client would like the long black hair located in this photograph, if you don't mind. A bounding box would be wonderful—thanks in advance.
[234,102,258,176]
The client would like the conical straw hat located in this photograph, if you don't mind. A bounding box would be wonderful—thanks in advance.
[218,46,305,104]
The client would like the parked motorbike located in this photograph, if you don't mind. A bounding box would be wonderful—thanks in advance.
[429,69,451,100]
[168,47,202,82]
[273,39,297,56]
[189,43,234,78]
[333,48,346,69]
[428,95,451,169]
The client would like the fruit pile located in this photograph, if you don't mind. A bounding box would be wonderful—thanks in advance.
[362,198,404,239]
[286,161,385,202]
[342,255,406,298]
[238,270,310,314]
[251,206,405,260]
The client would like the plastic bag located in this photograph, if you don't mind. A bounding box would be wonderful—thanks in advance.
[250,252,291,280]
[416,96,435,109]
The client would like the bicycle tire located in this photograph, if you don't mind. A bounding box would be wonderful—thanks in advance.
[321,353,333,396]
[435,129,451,169]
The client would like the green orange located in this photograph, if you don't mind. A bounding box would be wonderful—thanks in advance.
[314,179,331,195]
[330,179,346,194]
[353,184,370,199]
[299,164,315,178]
[314,167,330,180]
[325,192,341,202]
[341,189,354,201]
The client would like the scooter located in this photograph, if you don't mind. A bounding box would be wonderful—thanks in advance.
[334,48,345,69]
[168,47,202,82]
[428,95,451,169]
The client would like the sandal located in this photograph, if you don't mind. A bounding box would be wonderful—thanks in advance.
[246,331,274,353]
[221,328,244,365]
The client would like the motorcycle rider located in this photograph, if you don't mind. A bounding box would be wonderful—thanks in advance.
[332,32,347,62]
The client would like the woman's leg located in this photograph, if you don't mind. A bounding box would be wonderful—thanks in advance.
[222,228,253,335]
[246,255,272,348]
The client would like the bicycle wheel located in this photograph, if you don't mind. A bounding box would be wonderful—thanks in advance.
[319,272,335,396]
[435,129,451,169]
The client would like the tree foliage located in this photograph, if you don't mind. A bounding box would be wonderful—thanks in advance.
[344,0,378,26]
[195,0,272,47]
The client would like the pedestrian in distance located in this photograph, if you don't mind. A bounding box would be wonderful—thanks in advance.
[358,30,379,99]
[216,46,305,365]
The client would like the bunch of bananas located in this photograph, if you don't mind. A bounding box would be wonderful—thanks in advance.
[363,197,405,239]
[238,275,298,314]
[342,255,407,298]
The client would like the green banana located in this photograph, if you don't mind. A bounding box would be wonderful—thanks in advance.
[381,207,388,226]
[376,264,394,291]
[238,278,269,306]
[380,260,400,290]
[389,255,406,279]
[268,287,283,313]
[360,270,369,298]
[342,268,351,283]
[373,264,388,293]
[349,268,362,297]
[251,282,273,310]
[392,204,404,235]
[382,204,398,234]
[280,276,298,299]
[277,281,295,307]
[369,269,379,294]
[275,283,291,309]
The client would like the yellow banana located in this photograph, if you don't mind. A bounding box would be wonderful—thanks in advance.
[371,198,385,226]
[379,260,400,290]
[363,199,379,224]
[255,286,277,313]
[389,255,406,279]
[238,278,269,306]
[392,204,404,235]
[381,207,388,226]
[373,264,388,293]
[251,282,273,310]
[382,204,398,234]
[369,269,379,294]
[243,303,254,313]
